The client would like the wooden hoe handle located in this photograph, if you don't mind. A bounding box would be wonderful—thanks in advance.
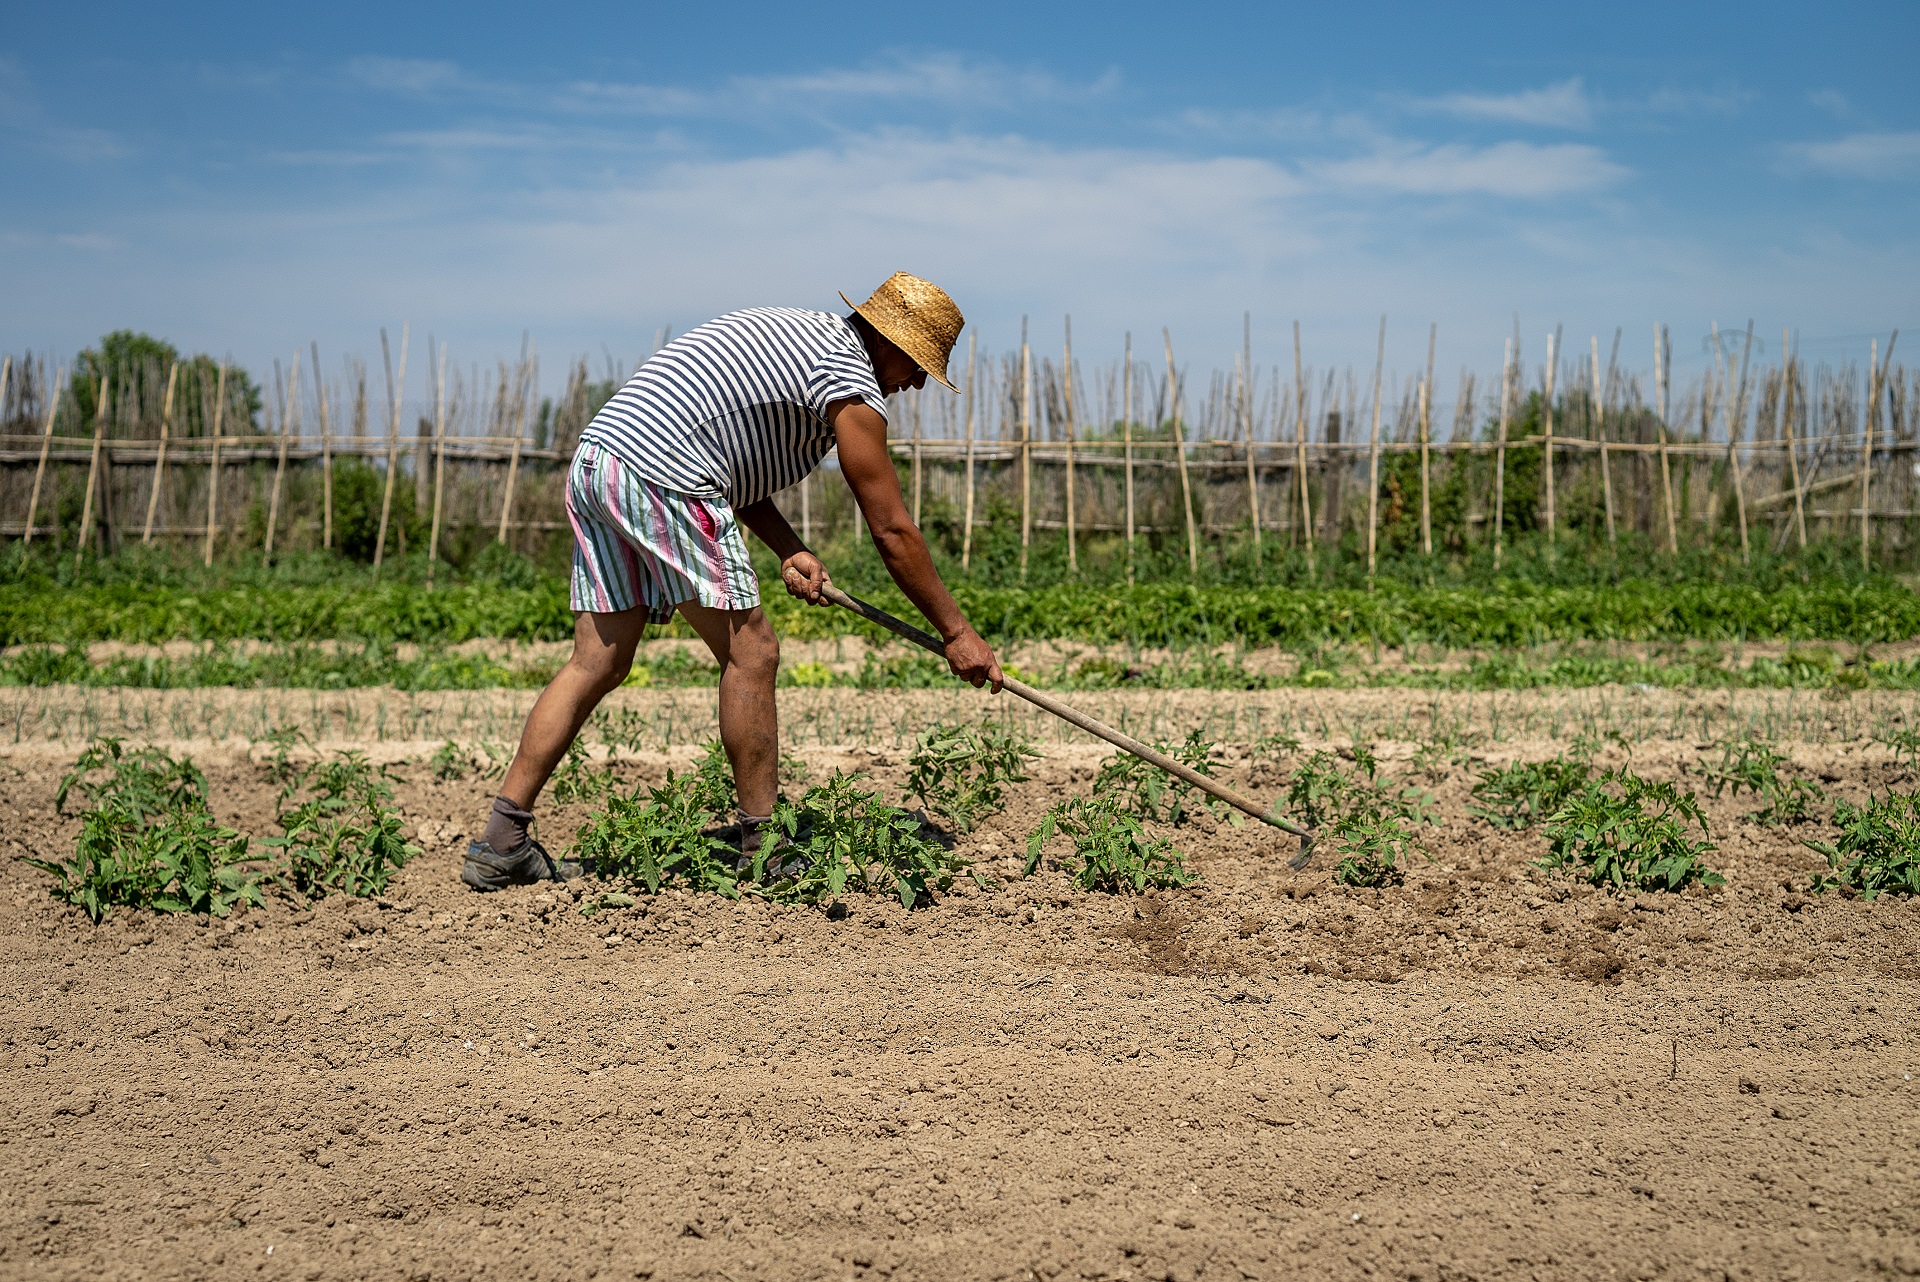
[817,584,1316,859]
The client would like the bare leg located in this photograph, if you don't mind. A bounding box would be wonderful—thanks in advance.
[675,603,781,815]
[498,607,649,808]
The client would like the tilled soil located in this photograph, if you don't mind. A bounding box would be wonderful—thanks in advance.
[2,697,1917,1282]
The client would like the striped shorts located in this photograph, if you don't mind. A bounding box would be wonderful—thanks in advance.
[565,441,760,622]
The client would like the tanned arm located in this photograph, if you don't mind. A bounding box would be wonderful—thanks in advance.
[737,398,1001,691]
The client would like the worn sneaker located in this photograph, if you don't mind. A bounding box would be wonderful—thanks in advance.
[461,837,582,892]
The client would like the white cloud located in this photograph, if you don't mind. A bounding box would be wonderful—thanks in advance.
[1807,89,1850,117]
[1638,85,1749,117]
[1306,140,1627,197]
[557,54,1117,120]
[1781,131,1920,179]
[344,56,476,95]
[1419,78,1593,129]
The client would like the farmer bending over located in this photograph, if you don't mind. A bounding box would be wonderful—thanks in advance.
[464,272,1003,891]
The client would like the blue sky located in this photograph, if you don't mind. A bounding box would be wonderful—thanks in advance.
[2,0,1914,407]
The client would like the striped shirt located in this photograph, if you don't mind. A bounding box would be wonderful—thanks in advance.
[577,307,887,508]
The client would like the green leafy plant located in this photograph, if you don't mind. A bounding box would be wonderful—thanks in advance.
[1329,811,1428,888]
[265,751,420,899]
[1094,730,1221,825]
[1806,792,1920,899]
[1703,734,1823,826]
[1469,752,1593,830]
[429,739,471,782]
[55,735,206,817]
[28,737,263,921]
[1875,726,1920,775]
[759,772,972,908]
[1539,770,1724,892]
[691,739,738,814]
[1410,733,1475,780]
[1248,733,1301,762]
[1024,793,1195,894]
[573,770,739,898]
[907,721,1036,832]
[1286,745,1432,829]
[549,741,619,805]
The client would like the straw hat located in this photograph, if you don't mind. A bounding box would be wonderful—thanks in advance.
[839,272,965,392]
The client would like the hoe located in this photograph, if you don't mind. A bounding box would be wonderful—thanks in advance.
[821,585,1318,869]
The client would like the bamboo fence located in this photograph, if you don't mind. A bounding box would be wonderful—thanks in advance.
[3,324,1912,570]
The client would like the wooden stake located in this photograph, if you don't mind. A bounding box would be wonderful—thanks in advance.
[1063,316,1077,573]
[961,334,978,570]
[1243,312,1261,562]
[1656,324,1677,554]
[1419,322,1435,556]
[264,351,300,562]
[498,345,533,545]
[0,357,8,422]
[1122,331,1135,582]
[1165,329,1198,576]
[800,467,812,545]
[313,343,333,551]
[374,325,409,569]
[909,386,925,528]
[1019,320,1032,580]
[1727,323,1755,563]
[1594,336,1616,546]
[1293,322,1313,574]
[76,371,110,562]
[1494,338,1512,569]
[23,364,65,547]
[1863,331,1898,570]
[1542,328,1559,547]
[427,341,450,583]
[143,361,178,544]
[203,361,228,567]
[1365,315,1386,582]
[1781,330,1806,549]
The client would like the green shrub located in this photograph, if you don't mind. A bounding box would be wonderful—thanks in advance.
[758,772,972,908]
[1329,812,1428,888]
[1286,745,1432,830]
[1703,734,1823,826]
[1024,794,1195,894]
[691,739,738,814]
[1279,744,1435,885]
[1806,792,1920,899]
[27,737,263,921]
[430,740,470,782]
[1469,753,1593,830]
[1874,726,1920,774]
[549,742,619,805]
[1094,730,1220,825]
[1539,770,1724,892]
[265,751,420,899]
[572,771,739,898]
[907,721,1036,832]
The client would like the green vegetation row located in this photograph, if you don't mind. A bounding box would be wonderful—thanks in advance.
[27,722,1917,926]
[29,735,418,921]
[6,576,1920,650]
[7,639,1920,693]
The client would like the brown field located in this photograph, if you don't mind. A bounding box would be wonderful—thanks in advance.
[2,687,1917,1282]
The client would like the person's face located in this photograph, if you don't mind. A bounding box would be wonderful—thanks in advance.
[874,338,927,395]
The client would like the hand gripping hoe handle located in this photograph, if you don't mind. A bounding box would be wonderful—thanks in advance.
[817,584,1317,868]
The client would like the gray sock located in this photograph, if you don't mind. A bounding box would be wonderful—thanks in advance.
[737,810,773,855]
[481,796,534,853]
